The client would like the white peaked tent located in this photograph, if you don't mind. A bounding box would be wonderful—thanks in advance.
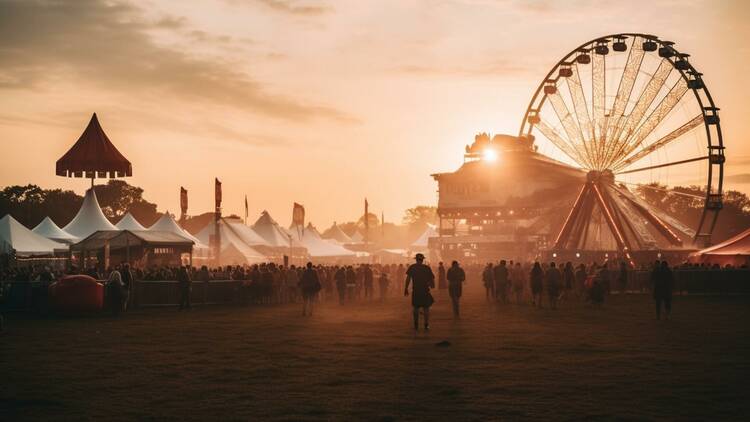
[289,223,356,258]
[223,218,270,247]
[410,224,438,251]
[1,215,67,256]
[149,213,204,247]
[116,212,146,231]
[323,223,353,244]
[195,219,266,265]
[63,188,117,239]
[350,230,364,243]
[252,211,303,248]
[32,216,78,244]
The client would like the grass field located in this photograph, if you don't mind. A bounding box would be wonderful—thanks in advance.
[3,285,750,421]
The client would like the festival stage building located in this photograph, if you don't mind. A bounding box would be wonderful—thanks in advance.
[432,134,585,262]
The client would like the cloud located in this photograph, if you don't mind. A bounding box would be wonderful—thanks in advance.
[0,0,350,122]
[249,0,331,16]
[394,60,531,78]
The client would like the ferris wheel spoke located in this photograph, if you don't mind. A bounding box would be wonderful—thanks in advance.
[606,59,674,166]
[547,91,592,168]
[592,53,606,158]
[613,114,703,172]
[604,38,645,155]
[615,155,708,175]
[613,78,690,167]
[566,65,597,166]
[536,120,589,168]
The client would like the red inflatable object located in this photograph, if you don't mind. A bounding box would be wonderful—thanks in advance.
[50,275,104,313]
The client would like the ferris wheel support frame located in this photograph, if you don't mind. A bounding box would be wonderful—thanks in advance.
[519,33,724,248]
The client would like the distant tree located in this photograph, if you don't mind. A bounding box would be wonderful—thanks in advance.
[402,206,437,231]
[0,181,160,229]
[635,184,750,243]
[357,212,380,229]
[93,180,158,223]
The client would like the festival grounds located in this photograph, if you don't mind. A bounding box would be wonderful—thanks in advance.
[3,285,750,421]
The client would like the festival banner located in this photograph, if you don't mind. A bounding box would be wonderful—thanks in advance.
[215,178,222,209]
[180,187,188,216]
[292,202,305,227]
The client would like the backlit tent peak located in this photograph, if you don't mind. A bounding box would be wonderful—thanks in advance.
[56,113,132,179]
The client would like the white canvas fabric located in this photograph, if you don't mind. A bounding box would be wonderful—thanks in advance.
[252,211,303,248]
[195,219,266,264]
[410,224,438,250]
[32,216,78,243]
[1,215,68,256]
[322,223,353,244]
[115,212,147,231]
[62,188,117,239]
[149,213,204,248]
[289,223,356,258]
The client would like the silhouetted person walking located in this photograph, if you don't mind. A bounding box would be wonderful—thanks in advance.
[438,262,447,290]
[546,262,561,309]
[364,264,374,300]
[404,253,435,331]
[177,265,192,310]
[494,260,509,303]
[335,266,346,305]
[299,262,321,316]
[482,263,494,301]
[107,266,123,317]
[530,262,544,308]
[447,261,465,318]
[652,260,674,320]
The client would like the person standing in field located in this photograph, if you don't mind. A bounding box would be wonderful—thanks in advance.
[546,262,562,309]
[447,261,465,318]
[299,262,322,316]
[512,262,525,304]
[437,262,447,291]
[378,270,389,302]
[651,260,674,320]
[404,253,435,331]
[530,262,544,308]
[121,263,133,312]
[494,260,510,304]
[177,264,192,311]
[107,265,124,317]
[482,263,495,302]
[364,264,374,300]
[334,266,347,305]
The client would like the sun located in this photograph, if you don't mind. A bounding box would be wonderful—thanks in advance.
[483,148,498,162]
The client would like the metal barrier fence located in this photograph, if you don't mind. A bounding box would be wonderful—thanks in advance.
[0,280,243,310]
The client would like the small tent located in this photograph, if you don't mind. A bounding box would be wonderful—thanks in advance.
[1,215,68,256]
[33,216,79,244]
[116,212,147,231]
[149,213,204,247]
[323,223,353,244]
[410,224,438,251]
[195,218,266,265]
[289,223,356,259]
[688,228,750,267]
[63,188,117,239]
[252,211,303,248]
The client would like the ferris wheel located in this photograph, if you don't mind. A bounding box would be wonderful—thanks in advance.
[519,33,724,252]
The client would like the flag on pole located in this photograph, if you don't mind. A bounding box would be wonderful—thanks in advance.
[364,198,369,244]
[215,178,222,209]
[292,203,305,227]
[244,195,249,223]
[180,187,188,216]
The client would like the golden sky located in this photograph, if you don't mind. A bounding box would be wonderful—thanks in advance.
[1,0,749,227]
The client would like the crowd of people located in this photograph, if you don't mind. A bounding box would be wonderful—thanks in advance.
[2,255,746,329]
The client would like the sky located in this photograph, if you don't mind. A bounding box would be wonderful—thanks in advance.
[1,0,749,228]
